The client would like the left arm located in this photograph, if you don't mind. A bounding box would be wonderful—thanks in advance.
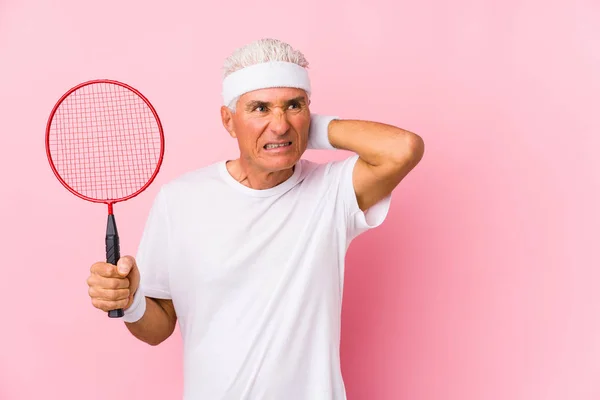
[327,119,425,211]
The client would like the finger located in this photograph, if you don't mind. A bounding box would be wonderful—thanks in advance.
[87,272,130,289]
[91,297,130,312]
[93,275,130,290]
[116,256,136,277]
[91,262,121,278]
[89,286,130,301]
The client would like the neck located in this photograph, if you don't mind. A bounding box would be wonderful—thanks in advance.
[226,158,294,190]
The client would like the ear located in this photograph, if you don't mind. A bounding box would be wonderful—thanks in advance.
[220,105,237,138]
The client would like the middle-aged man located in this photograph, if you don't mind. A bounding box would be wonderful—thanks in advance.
[86,37,425,399]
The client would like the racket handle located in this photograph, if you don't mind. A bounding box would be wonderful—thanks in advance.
[105,214,124,318]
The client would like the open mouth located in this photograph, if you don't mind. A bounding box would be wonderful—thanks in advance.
[264,142,292,150]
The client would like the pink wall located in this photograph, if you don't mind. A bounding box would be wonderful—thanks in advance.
[1,0,598,399]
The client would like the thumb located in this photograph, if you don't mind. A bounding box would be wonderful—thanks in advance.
[116,255,136,277]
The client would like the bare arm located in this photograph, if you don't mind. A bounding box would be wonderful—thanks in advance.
[124,297,177,346]
[327,119,425,211]
[87,256,177,346]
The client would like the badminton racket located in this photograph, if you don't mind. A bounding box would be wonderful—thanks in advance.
[45,79,165,318]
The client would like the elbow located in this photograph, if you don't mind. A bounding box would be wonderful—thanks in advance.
[127,331,168,346]
[407,132,425,161]
[125,324,174,347]
[145,323,177,346]
[390,130,425,168]
[143,332,172,346]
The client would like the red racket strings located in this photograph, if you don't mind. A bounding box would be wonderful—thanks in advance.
[46,81,163,210]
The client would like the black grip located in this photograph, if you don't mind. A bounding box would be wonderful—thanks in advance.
[105,214,124,318]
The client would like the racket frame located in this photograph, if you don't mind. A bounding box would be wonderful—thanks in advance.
[45,79,165,213]
[45,79,165,318]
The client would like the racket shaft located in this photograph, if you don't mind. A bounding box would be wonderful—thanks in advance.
[105,214,123,318]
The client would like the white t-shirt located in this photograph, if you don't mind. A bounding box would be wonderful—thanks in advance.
[136,154,392,400]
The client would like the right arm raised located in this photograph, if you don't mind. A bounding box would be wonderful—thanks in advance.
[87,255,177,346]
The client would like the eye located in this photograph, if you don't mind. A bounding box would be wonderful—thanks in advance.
[254,105,267,112]
[288,102,300,109]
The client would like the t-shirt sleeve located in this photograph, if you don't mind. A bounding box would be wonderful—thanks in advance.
[135,186,172,299]
[333,154,393,241]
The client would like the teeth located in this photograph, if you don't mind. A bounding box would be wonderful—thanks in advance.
[265,142,290,149]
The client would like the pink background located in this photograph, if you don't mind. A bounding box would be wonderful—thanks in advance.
[1,0,598,399]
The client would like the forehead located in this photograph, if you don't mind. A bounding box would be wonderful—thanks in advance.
[240,87,308,104]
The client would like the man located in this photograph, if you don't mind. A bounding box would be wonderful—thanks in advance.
[86,38,424,399]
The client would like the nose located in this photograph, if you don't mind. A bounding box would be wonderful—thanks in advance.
[268,110,290,136]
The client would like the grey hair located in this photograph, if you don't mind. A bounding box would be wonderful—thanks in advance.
[222,38,310,112]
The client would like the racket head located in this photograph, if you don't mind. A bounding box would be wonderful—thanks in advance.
[45,79,165,207]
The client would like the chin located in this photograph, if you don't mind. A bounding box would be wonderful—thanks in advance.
[261,154,300,172]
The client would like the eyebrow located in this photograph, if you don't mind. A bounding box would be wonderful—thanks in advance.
[245,96,306,110]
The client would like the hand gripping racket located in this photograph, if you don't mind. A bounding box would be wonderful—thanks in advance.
[45,79,165,318]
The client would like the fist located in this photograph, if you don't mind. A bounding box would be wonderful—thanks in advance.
[86,255,141,313]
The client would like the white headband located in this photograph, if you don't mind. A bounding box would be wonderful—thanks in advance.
[222,61,311,107]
